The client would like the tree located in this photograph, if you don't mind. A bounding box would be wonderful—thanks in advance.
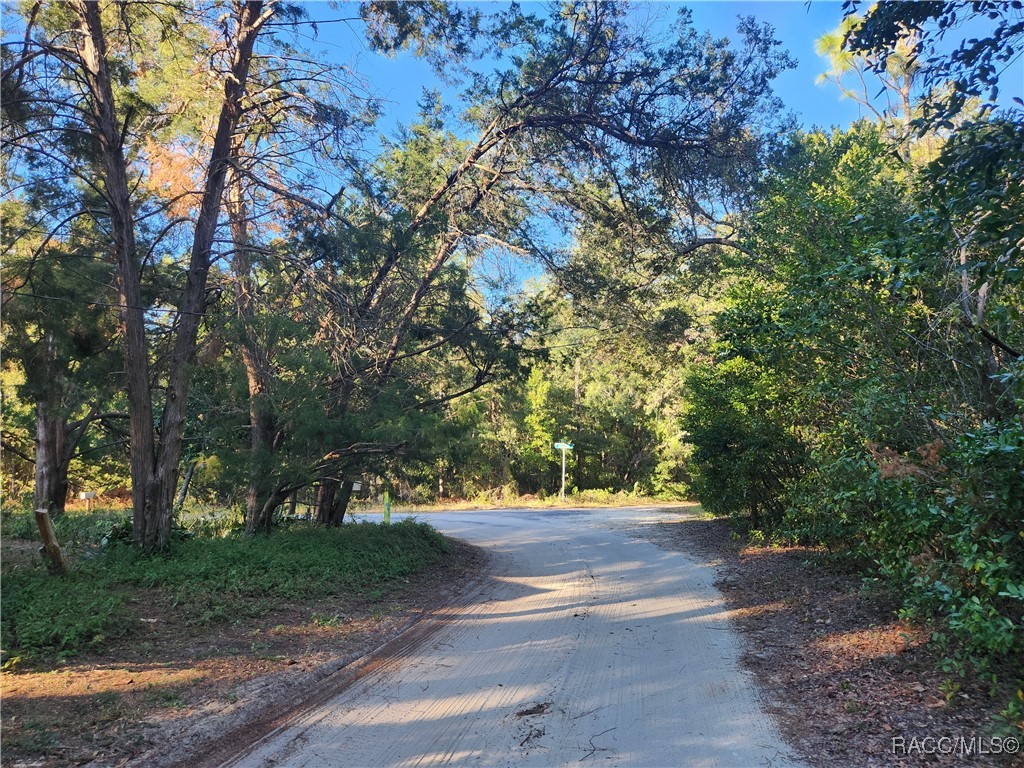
[3,1,273,550]
[841,0,1024,124]
[3,0,796,542]
[197,1,795,526]
[816,14,921,156]
[0,203,125,516]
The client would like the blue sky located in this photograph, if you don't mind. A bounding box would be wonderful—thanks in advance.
[303,1,1023,137]
[296,1,1022,298]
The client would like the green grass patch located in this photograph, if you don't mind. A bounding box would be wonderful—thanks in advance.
[1,507,131,549]
[1,518,449,661]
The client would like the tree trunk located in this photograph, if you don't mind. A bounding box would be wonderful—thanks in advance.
[328,479,354,526]
[150,0,269,551]
[228,170,283,531]
[246,483,288,534]
[33,352,68,517]
[315,480,336,526]
[315,478,353,526]
[72,0,270,552]
[174,459,200,511]
[74,0,157,545]
[33,332,101,517]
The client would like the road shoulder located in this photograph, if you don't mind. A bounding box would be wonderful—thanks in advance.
[641,513,1020,767]
[2,539,489,768]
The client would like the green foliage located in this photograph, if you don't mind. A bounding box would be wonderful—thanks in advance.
[692,105,1023,699]
[782,448,877,555]
[0,570,133,661]
[681,358,805,529]
[0,508,131,549]
[1,520,449,659]
[868,424,1024,671]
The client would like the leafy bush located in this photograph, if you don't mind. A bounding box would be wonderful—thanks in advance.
[867,424,1024,673]
[681,358,805,530]
[783,447,877,555]
[788,423,1024,676]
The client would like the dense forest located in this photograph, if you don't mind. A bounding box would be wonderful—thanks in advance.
[2,0,1022,722]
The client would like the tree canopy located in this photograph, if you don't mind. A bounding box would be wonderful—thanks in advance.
[2,0,1021,718]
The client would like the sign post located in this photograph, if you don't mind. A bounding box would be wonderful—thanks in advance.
[553,441,574,500]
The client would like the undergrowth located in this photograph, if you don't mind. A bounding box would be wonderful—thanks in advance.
[1,518,449,662]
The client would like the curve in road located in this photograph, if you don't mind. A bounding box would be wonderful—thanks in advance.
[219,507,801,768]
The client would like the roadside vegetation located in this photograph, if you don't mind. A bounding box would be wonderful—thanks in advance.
[1,509,448,664]
[1,0,1021,758]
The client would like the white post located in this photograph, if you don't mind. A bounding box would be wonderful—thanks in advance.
[560,446,567,500]
[554,441,573,501]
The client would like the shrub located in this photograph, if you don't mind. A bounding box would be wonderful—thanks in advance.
[868,424,1024,673]
[681,358,805,530]
[783,447,877,555]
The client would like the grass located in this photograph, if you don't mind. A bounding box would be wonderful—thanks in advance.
[1,516,449,662]
[1,506,132,549]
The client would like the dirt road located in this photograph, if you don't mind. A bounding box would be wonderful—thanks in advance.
[218,507,800,767]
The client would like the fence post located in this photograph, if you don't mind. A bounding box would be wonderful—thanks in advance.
[34,509,68,575]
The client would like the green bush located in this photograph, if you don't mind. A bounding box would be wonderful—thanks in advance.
[787,423,1023,675]
[681,358,805,530]
[783,447,877,554]
[868,424,1024,673]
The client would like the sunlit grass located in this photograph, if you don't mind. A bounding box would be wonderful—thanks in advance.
[1,519,449,661]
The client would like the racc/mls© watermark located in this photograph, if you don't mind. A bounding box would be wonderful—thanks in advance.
[891,735,1020,757]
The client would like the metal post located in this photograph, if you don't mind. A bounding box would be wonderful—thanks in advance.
[560,446,567,500]
[554,441,573,501]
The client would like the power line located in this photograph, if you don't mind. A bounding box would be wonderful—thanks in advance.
[7,290,211,317]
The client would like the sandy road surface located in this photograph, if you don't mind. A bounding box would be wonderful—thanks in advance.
[218,507,800,768]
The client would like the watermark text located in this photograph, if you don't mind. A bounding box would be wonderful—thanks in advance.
[891,735,1020,757]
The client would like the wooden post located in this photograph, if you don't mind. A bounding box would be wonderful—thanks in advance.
[34,509,67,575]
[79,490,97,513]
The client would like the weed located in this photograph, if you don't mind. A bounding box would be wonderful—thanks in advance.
[95,690,121,706]
[2,519,449,659]
[993,689,1024,738]
[147,687,185,709]
[14,719,57,752]
[940,678,962,703]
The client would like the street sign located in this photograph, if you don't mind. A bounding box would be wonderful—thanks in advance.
[554,441,573,499]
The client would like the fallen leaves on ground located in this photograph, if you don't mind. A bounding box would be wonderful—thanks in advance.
[651,516,1023,768]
